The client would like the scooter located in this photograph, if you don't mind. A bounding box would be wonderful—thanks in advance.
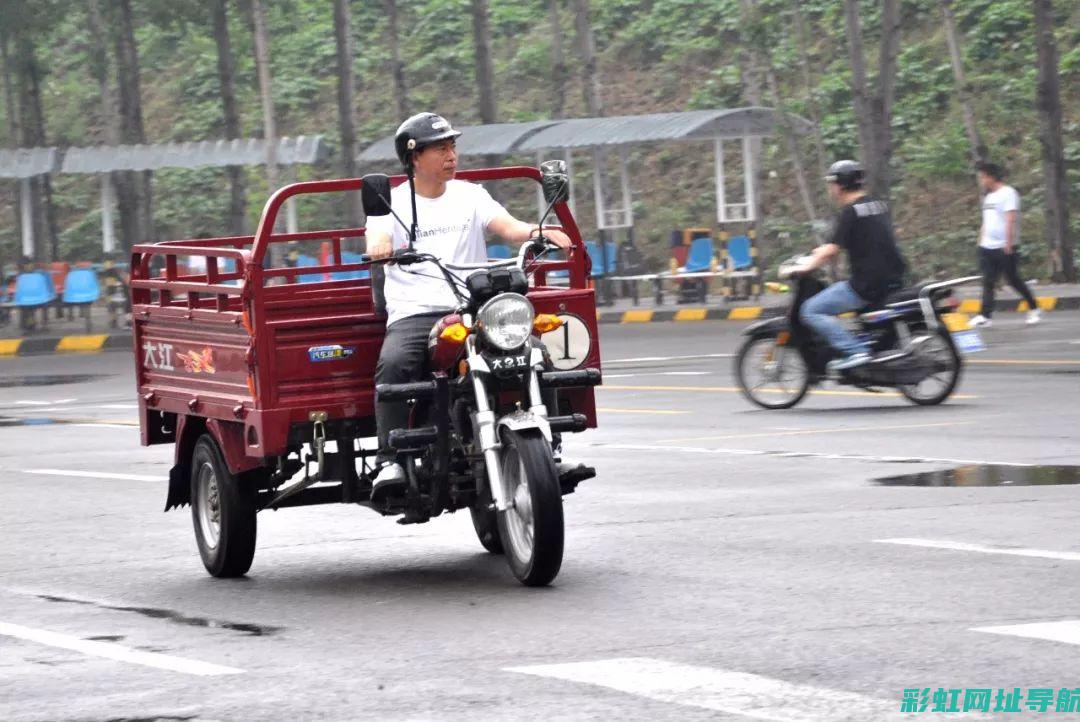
[734,255,983,408]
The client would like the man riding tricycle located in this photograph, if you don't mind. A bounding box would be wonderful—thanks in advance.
[129,113,601,587]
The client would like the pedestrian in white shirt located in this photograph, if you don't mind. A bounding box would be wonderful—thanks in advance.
[969,161,1041,327]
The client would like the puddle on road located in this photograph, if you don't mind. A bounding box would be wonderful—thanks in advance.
[0,373,104,388]
[874,464,1080,487]
[37,594,282,637]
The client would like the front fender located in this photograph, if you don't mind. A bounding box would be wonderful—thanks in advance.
[743,315,790,337]
[497,409,553,443]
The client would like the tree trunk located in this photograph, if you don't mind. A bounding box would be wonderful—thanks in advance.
[470,0,500,171]
[13,33,54,261]
[1032,0,1075,282]
[871,0,900,200]
[572,0,603,117]
[940,0,987,167]
[385,0,409,120]
[112,0,153,245]
[250,0,280,240]
[791,0,829,179]
[212,0,247,236]
[548,0,568,119]
[843,0,875,186]
[332,0,361,226]
[1,29,24,264]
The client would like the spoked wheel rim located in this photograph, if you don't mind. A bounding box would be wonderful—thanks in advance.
[501,448,534,564]
[738,336,810,408]
[195,461,221,550]
[900,332,960,404]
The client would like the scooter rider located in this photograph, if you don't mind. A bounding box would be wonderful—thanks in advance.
[365,112,573,493]
[794,160,907,370]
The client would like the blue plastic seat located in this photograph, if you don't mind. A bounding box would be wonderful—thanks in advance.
[14,272,57,306]
[682,237,715,273]
[585,241,606,279]
[295,254,324,284]
[62,269,100,304]
[727,235,753,270]
[331,252,371,281]
[604,241,618,275]
[487,243,513,260]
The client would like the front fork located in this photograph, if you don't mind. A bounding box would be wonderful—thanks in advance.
[467,338,550,512]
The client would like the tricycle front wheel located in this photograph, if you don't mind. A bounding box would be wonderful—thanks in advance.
[497,429,564,587]
[190,434,257,578]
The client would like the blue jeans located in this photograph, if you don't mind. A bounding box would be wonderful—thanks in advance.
[799,281,869,357]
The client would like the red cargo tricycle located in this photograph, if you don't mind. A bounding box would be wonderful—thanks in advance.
[130,164,601,586]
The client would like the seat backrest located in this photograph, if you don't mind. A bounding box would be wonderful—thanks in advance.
[295,254,324,284]
[14,272,56,305]
[332,252,371,281]
[727,235,753,270]
[487,243,513,260]
[62,268,101,303]
[684,237,715,272]
[585,241,605,278]
[603,241,618,274]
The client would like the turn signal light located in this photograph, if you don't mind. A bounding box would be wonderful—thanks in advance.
[439,323,470,344]
[533,314,564,334]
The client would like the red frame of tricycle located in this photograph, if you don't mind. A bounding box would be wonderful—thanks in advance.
[130,167,601,475]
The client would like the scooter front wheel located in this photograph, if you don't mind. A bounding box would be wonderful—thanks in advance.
[735,335,811,409]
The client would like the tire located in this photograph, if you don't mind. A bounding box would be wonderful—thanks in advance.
[496,429,564,587]
[899,327,962,406]
[735,335,810,409]
[470,504,504,554]
[190,434,257,577]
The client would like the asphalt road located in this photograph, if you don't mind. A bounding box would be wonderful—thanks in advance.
[2,315,1079,722]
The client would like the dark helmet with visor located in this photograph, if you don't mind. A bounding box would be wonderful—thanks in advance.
[394,112,462,168]
[825,160,865,190]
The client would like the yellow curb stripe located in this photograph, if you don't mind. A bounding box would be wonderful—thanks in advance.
[942,313,971,332]
[600,383,978,400]
[621,309,654,323]
[674,308,708,322]
[958,299,982,314]
[56,335,109,353]
[0,339,22,356]
[728,307,762,320]
[1018,297,1057,312]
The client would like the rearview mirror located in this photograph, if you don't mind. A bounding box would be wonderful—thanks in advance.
[540,160,569,205]
[361,174,392,217]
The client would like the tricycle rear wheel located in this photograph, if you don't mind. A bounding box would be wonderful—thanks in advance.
[190,434,257,578]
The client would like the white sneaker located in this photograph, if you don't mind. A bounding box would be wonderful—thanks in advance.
[969,314,992,328]
[1026,309,1042,325]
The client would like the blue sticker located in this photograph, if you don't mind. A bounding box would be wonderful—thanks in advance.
[308,345,356,362]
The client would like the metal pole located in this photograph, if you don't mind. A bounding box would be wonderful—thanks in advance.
[742,135,756,222]
[714,138,726,224]
[565,148,576,217]
[618,145,632,227]
[535,151,545,220]
[285,164,299,234]
[591,147,605,232]
[101,174,116,253]
[20,178,34,258]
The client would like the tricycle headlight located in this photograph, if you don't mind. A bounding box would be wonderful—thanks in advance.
[477,293,534,351]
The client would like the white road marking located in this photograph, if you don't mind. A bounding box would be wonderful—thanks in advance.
[507,657,905,721]
[23,468,162,482]
[874,538,1080,562]
[973,620,1080,646]
[96,403,139,410]
[13,400,52,406]
[660,420,969,444]
[0,621,243,676]
[605,353,733,364]
[601,371,712,379]
[584,442,1027,467]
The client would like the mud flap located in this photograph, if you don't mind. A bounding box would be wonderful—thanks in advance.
[165,463,190,511]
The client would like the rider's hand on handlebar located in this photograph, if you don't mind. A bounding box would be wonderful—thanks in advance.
[366,236,393,261]
[536,228,573,250]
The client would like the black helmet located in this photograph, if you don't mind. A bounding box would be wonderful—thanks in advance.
[394,112,462,168]
[825,160,864,190]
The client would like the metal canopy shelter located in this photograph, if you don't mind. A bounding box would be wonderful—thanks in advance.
[357,108,811,231]
[0,148,61,257]
[1,136,327,255]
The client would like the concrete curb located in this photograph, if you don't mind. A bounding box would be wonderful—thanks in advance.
[1,294,1076,356]
[598,295,1080,324]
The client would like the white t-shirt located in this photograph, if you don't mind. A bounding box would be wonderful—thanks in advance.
[365,179,507,326]
[980,185,1020,250]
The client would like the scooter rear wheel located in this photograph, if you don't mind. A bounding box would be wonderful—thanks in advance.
[898,328,961,405]
[735,335,811,409]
